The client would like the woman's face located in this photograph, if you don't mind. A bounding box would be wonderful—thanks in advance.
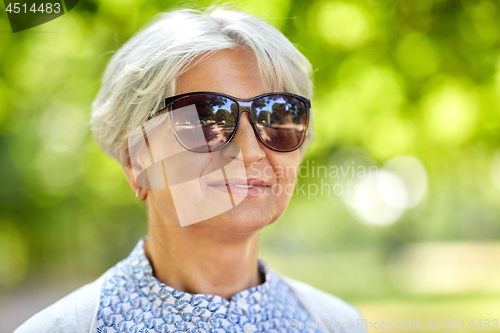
[126,48,303,234]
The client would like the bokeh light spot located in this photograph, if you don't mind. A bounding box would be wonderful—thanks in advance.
[396,34,438,78]
[315,1,371,49]
[384,156,428,208]
[422,82,478,144]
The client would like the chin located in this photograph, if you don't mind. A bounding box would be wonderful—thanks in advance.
[190,202,279,234]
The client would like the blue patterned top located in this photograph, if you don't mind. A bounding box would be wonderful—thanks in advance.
[95,237,320,333]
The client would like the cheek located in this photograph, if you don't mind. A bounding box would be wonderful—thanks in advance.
[271,151,301,195]
[148,188,181,227]
[163,153,212,187]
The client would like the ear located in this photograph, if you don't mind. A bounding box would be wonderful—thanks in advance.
[121,148,139,192]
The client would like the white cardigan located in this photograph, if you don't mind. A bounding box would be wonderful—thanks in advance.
[15,272,366,333]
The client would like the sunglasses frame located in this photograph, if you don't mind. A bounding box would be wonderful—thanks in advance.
[147,91,311,153]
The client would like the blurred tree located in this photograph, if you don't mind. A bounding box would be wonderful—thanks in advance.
[215,108,231,124]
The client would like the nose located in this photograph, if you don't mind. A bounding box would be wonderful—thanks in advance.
[221,111,265,164]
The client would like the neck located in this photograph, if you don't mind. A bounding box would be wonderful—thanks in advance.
[144,220,262,301]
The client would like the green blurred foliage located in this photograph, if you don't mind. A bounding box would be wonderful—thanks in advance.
[0,0,499,312]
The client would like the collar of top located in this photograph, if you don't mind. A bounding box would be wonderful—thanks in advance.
[123,237,275,319]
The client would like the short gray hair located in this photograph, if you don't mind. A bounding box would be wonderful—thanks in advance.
[91,5,314,164]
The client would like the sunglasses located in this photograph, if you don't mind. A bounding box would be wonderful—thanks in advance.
[147,91,311,153]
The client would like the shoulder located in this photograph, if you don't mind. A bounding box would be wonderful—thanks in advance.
[14,275,105,333]
[278,274,366,333]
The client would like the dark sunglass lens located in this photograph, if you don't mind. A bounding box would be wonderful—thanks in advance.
[252,95,308,150]
[171,94,238,151]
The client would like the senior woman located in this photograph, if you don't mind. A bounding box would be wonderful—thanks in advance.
[16,6,365,333]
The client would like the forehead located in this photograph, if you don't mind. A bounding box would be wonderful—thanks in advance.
[175,48,271,99]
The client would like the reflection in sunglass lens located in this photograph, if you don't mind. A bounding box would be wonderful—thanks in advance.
[252,95,308,151]
[171,94,238,152]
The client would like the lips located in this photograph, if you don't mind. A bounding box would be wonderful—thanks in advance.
[207,178,270,197]
[208,178,270,187]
